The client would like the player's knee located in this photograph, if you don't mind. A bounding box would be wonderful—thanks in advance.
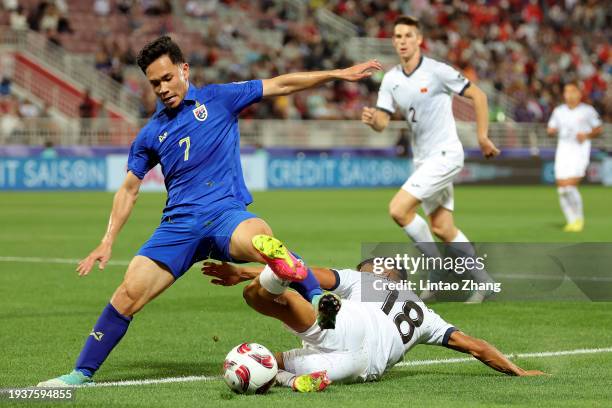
[242,281,258,306]
[112,281,147,316]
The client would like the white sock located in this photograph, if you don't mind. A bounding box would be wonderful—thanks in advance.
[259,265,289,295]
[402,214,435,242]
[566,186,583,221]
[275,369,296,388]
[402,214,442,259]
[451,230,469,243]
[450,230,493,284]
[558,187,577,223]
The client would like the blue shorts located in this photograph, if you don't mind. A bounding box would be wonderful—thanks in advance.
[137,207,257,279]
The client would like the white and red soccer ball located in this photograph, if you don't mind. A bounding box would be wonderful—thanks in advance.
[223,343,278,394]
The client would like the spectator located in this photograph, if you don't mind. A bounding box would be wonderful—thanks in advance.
[94,0,111,17]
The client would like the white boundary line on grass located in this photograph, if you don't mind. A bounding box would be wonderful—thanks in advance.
[92,375,218,387]
[0,256,130,266]
[396,346,612,367]
[87,346,612,387]
[2,256,612,282]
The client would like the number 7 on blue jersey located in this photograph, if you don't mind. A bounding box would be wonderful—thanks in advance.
[179,136,191,161]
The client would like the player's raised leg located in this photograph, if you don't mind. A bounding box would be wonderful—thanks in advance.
[229,218,307,281]
[38,256,174,386]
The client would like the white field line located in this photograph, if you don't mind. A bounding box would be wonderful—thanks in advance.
[1,256,611,282]
[396,346,612,367]
[90,375,219,387]
[85,346,612,388]
[0,256,130,266]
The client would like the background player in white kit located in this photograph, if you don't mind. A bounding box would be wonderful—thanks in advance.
[547,82,602,232]
[361,16,500,302]
[203,252,544,391]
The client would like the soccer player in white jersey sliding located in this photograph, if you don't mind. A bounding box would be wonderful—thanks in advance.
[547,82,602,232]
[361,16,500,303]
[203,239,544,392]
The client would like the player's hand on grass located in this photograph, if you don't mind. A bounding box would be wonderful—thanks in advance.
[479,138,500,159]
[202,261,243,286]
[77,242,112,276]
[338,60,383,82]
[576,132,588,143]
[361,107,377,126]
[520,370,547,376]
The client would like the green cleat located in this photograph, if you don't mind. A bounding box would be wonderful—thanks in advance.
[292,371,331,392]
[37,370,93,387]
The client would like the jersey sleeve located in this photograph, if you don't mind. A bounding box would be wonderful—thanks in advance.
[214,80,263,116]
[436,62,470,95]
[376,73,396,115]
[547,108,559,129]
[329,269,362,299]
[127,128,158,179]
[587,107,603,129]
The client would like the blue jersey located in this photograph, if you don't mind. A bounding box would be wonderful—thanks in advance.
[127,80,263,218]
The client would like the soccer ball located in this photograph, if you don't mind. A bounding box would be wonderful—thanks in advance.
[223,343,278,394]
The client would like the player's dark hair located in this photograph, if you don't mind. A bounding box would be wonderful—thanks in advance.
[356,258,408,281]
[137,36,185,73]
[393,15,421,32]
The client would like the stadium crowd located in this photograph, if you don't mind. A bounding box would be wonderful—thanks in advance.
[1,0,609,122]
[324,0,610,122]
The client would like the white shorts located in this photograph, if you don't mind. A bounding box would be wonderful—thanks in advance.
[402,151,463,215]
[282,301,456,383]
[555,144,590,180]
[282,301,371,383]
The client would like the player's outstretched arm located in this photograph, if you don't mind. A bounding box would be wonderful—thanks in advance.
[446,331,545,376]
[361,107,390,132]
[202,261,261,286]
[463,84,500,159]
[76,171,142,276]
[203,262,338,289]
[261,60,382,97]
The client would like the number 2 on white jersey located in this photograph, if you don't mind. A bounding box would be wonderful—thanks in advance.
[179,136,191,161]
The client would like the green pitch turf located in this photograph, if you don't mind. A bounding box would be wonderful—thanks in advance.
[1,186,611,407]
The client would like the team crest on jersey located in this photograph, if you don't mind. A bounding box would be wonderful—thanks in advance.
[420,87,428,93]
[192,103,208,122]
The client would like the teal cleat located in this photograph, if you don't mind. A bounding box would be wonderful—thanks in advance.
[37,370,94,387]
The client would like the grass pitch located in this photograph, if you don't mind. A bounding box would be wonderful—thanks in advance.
[1,186,611,407]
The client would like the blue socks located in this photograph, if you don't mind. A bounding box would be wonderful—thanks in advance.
[75,303,132,378]
[290,267,323,302]
[289,252,323,303]
[287,251,323,303]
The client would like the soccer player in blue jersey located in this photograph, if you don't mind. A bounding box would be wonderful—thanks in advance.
[38,36,382,387]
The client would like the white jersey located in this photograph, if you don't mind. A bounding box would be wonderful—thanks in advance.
[548,103,602,179]
[283,269,454,382]
[376,56,469,163]
[548,103,602,151]
[330,269,454,379]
